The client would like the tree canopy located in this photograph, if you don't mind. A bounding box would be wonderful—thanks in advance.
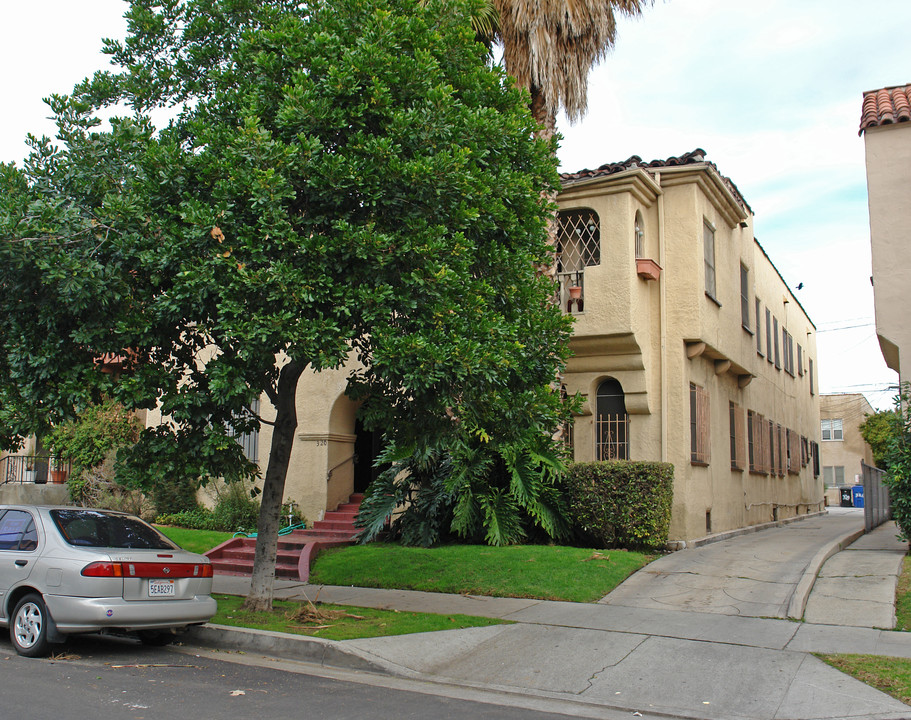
[0,0,573,607]
[859,408,898,472]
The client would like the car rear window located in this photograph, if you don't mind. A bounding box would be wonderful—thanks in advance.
[50,509,178,550]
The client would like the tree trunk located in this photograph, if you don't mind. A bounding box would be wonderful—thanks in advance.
[530,84,566,443]
[529,85,559,285]
[529,85,557,146]
[243,360,306,612]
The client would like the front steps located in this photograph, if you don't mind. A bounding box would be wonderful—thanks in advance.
[206,494,363,582]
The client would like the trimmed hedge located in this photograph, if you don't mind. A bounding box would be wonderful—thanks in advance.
[564,461,674,550]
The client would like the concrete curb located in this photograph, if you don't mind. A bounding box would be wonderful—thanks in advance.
[185,623,412,677]
[786,526,866,620]
[682,509,828,550]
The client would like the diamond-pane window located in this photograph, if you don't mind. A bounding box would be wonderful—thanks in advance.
[557,209,600,273]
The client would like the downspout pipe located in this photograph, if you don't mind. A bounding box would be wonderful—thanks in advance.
[656,173,668,462]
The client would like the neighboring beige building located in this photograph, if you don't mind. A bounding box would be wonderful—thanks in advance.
[861,84,911,381]
[557,150,822,543]
[192,150,824,545]
[819,393,875,491]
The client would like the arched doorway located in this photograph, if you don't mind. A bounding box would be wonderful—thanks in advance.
[596,378,629,460]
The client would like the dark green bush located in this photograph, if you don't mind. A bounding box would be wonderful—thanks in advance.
[156,507,217,531]
[563,461,674,550]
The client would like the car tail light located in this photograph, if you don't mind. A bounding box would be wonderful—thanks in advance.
[82,562,213,578]
[81,562,124,577]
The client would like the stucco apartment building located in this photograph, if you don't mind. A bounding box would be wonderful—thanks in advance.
[246,149,822,545]
[819,393,874,493]
[861,84,911,383]
[556,150,822,542]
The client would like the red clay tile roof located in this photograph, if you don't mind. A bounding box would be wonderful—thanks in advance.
[859,84,911,135]
[561,149,751,213]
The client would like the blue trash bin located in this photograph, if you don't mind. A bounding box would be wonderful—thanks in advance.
[852,484,865,509]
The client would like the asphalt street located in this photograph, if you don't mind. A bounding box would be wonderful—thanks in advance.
[0,635,590,720]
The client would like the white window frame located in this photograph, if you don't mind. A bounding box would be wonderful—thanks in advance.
[821,418,844,441]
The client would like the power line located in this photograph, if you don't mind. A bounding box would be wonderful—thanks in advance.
[816,322,875,333]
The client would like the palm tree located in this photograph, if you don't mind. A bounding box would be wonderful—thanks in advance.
[492,0,651,141]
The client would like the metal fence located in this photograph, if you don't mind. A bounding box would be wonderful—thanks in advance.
[1,455,71,485]
[861,460,891,533]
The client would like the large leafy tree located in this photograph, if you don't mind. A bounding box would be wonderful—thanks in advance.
[0,0,572,609]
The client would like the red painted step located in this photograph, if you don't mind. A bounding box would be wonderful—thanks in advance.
[205,493,364,581]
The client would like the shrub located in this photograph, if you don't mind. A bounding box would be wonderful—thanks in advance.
[210,481,261,532]
[69,464,154,519]
[563,461,674,550]
[44,400,142,505]
[155,507,218,531]
[884,384,911,544]
[156,481,260,533]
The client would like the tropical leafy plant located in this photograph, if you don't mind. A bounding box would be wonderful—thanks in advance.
[357,429,569,547]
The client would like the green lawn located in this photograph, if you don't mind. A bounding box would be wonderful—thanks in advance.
[309,543,653,603]
[212,593,507,641]
[155,526,235,555]
[819,654,911,705]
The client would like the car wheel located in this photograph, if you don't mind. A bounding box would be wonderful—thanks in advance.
[10,594,51,657]
[138,630,175,646]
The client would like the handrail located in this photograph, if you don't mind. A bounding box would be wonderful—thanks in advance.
[327,453,357,481]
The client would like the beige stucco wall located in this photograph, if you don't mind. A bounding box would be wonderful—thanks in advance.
[820,393,875,485]
[143,355,364,525]
[865,124,911,378]
[559,162,821,543]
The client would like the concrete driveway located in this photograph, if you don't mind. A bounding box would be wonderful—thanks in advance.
[601,510,867,618]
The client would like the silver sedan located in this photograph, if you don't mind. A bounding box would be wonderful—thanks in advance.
[0,505,217,656]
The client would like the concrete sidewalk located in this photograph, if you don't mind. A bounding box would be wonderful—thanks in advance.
[190,511,911,720]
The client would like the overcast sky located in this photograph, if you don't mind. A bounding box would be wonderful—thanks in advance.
[1,0,907,410]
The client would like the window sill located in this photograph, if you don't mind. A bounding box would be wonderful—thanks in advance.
[705,292,722,307]
[742,324,754,336]
[690,460,710,467]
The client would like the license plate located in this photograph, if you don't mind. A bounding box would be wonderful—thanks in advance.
[149,579,175,597]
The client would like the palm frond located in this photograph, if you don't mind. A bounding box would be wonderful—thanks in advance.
[494,0,653,122]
